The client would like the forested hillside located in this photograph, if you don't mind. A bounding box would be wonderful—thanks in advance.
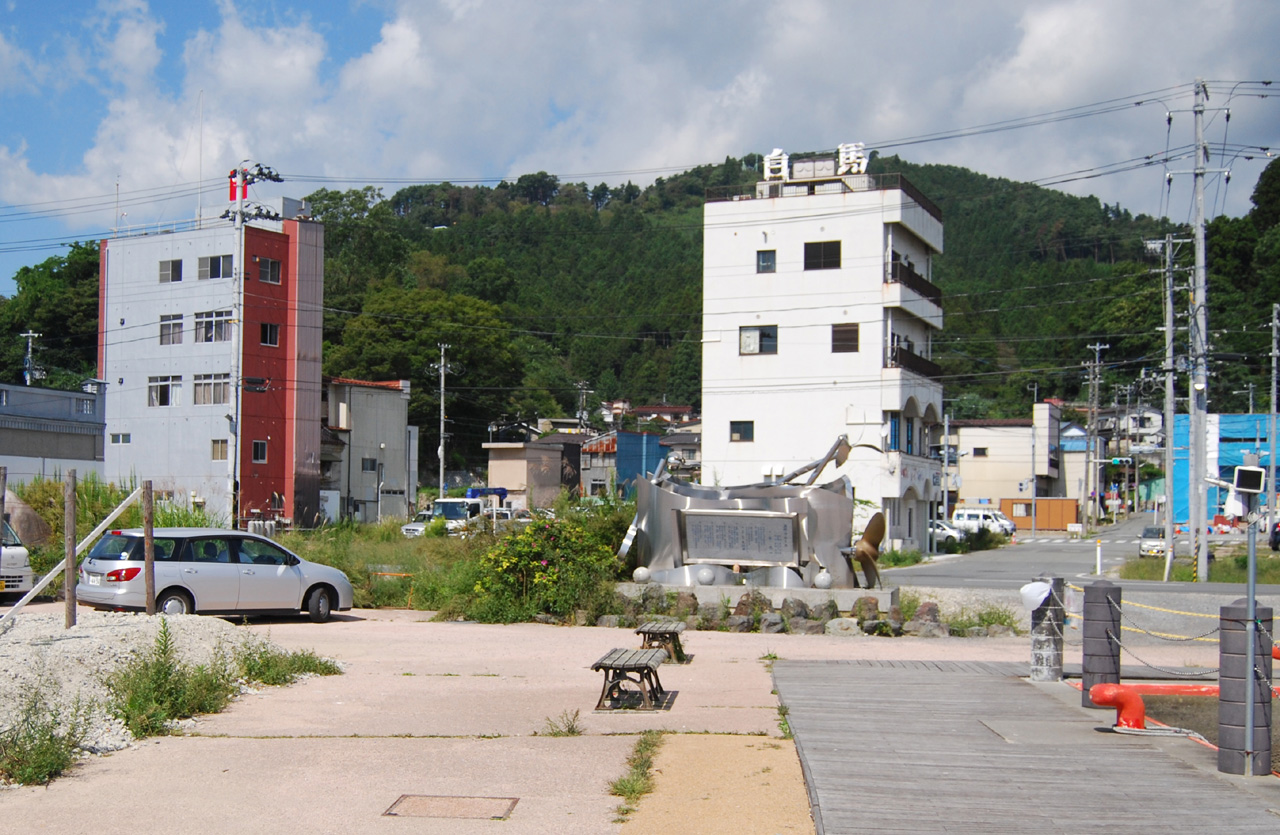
[3,155,1277,474]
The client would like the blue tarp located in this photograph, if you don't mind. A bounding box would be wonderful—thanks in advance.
[1171,414,1275,523]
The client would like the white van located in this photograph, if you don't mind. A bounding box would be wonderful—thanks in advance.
[951,507,1016,537]
[1,520,34,599]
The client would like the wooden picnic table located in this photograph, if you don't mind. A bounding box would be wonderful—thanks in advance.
[591,647,667,710]
[635,619,688,663]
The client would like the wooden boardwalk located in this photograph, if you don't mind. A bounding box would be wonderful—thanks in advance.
[773,660,1280,834]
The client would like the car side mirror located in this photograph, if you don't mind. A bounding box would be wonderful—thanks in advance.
[287,555,299,566]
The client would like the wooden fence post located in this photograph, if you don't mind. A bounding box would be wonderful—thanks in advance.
[64,469,77,629]
[143,481,155,615]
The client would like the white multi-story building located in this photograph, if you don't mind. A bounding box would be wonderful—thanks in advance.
[99,197,324,525]
[700,145,944,550]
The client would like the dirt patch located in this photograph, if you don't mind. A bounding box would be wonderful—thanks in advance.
[1145,694,1280,773]
[620,734,813,835]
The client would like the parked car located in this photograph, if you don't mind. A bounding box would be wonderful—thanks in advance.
[929,519,965,548]
[951,507,1016,537]
[1138,525,1168,558]
[1,521,34,600]
[76,528,354,622]
[1270,520,1280,552]
[401,510,434,538]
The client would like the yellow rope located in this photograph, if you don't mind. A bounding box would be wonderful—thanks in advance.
[1065,582,1217,618]
[1119,624,1218,642]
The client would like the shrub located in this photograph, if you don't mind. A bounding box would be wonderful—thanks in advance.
[878,548,924,567]
[0,685,88,785]
[467,518,620,623]
[104,619,236,738]
[946,603,1020,636]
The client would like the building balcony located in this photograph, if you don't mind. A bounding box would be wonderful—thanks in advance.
[886,345,943,380]
[886,261,942,305]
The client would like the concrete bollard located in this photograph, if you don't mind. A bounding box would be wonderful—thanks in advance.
[1029,576,1064,682]
[1081,580,1121,708]
[1218,600,1273,776]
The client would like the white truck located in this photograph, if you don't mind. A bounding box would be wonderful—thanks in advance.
[1,520,34,599]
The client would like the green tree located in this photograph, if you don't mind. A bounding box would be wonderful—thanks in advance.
[0,242,100,387]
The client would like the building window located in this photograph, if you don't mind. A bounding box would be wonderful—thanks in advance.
[160,314,183,345]
[0,390,6,406]
[904,416,916,455]
[198,255,233,280]
[730,420,754,442]
[252,440,268,463]
[361,457,377,473]
[159,259,182,283]
[256,257,282,284]
[832,323,859,353]
[756,250,776,273]
[739,325,778,355]
[110,432,131,444]
[76,398,94,415]
[148,376,181,407]
[270,492,285,510]
[194,310,232,343]
[211,439,228,461]
[804,240,841,270]
[973,447,988,457]
[260,323,280,347]
[581,453,592,469]
[885,412,901,451]
[193,373,230,405]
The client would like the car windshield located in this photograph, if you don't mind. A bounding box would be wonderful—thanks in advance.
[2,521,20,547]
[1142,527,1164,539]
[412,512,431,523]
[432,503,469,520]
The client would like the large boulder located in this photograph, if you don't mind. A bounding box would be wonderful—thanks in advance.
[786,617,827,635]
[852,596,881,622]
[759,612,785,634]
[825,617,863,637]
[780,597,811,620]
[3,490,51,547]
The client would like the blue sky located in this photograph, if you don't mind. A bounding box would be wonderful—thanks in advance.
[1,0,1278,295]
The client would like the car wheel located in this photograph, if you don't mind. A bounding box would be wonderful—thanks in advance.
[306,587,333,623]
[156,589,193,616]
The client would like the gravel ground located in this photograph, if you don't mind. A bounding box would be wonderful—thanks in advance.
[0,610,275,757]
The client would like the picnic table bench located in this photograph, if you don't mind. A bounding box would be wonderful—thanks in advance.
[591,648,667,710]
[635,619,688,663]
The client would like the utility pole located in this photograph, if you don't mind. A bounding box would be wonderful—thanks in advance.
[1270,304,1278,557]
[1085,343,1109,529]
[1190,78,1212,582]
[221,162,282,528]
[431,344,457,499]
[19,331,44,386]
[1028,383,1038,539]
[1147,233,1190,580]
[941,412,951,528]
[1232,383,1256,415]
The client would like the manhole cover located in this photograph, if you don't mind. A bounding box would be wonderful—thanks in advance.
[384,795,519,820]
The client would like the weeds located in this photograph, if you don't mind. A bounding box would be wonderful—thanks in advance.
[776,704,793,739]
[878,548,925,568]
[610,730,665,822]
[104,619,236,738]
[946,603,1020,636]
[105,619,343,739]
[538,709,583,737]
[0,685,89,785]
[234,636,342,686]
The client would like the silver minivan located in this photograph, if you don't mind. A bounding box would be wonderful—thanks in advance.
[76,527,354,622]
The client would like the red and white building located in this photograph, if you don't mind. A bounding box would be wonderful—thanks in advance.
[98,197,324,526]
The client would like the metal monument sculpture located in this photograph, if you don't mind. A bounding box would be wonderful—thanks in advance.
[621,436,882,589]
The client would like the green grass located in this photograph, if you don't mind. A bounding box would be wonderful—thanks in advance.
[0,686,89,785]
[610,730,665,821]
[1119,550,1280,584]
[946,603,1020,636]
[878,548,925,567]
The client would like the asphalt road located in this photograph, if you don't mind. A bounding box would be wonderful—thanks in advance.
[884,512,1280,650]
